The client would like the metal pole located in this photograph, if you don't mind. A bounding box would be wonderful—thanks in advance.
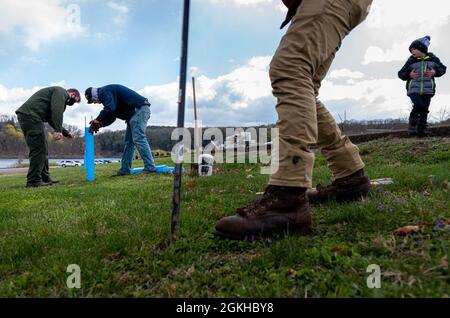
[192,77,201,159]
[171,0,191,240]
[193,77,198,122]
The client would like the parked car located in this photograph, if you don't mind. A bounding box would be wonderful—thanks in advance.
[60,160,81,168]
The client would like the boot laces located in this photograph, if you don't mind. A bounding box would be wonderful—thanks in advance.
[237,187,279,217]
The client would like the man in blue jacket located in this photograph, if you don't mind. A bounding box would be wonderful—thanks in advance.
[86,84,156,176]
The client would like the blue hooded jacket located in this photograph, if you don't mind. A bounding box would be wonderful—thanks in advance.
[95,84,150,127]
[398,53,446,96]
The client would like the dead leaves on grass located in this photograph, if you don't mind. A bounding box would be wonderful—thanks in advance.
[393,225,422,236]
[441,256,448,268]
[392,219,449,236]
[186,181,197,190]
[210,187,226,195]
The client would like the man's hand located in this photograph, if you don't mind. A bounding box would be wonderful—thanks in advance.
[426,68,436,78]
[410,70,420,80]
[89,120,103,134]
[54,132,63,141]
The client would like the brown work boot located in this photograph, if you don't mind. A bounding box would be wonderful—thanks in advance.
[214,185,312,240]
[307,169,371,204]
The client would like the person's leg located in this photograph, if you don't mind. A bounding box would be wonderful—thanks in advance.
[129,106,156,172]
[215,0,372,239]
[268,0,372,188]
[409,94,422,136]
[17,116,48,186]
[118,125,135,175]
[306,51,370,203]
[316,101,366,176]
[417,95,432,137]
[41,132,51,182]
[313,54,365,179]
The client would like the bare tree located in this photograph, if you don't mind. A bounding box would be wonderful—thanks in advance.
[431,105,449,124]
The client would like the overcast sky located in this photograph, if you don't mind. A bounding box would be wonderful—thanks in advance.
[0,0,449,131]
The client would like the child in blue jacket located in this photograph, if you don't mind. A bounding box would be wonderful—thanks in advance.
[398,36,447,137]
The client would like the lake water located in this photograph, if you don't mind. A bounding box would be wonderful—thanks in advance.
[0,158,121,169]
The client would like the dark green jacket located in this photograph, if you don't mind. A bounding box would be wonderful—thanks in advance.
[16,86,69,134]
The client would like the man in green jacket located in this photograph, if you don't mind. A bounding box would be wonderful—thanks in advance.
[16,86,81,188]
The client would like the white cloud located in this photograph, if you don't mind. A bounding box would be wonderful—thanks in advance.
[362,0,450,65]
[362,42,410,65]
[190,67,202,77]
[50,80,67,87]
[328,69,365,80]
[207,0,273,5]
[0,85,40,115]
[203,0,285,11]
[139,82,180,126]
[138,70,268,126]
[367,0,450,29]
[134,56,274,126]
[321,75,449,121]
[1,56,448,130]
[107,2,129,26]
[321,77,409,115]
[212,56,272,102]
[0,0,85,50]
[0,82,103,130]
[107,2,129,14]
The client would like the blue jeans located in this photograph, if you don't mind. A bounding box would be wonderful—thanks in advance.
[409,94,432,121]
[119,106,156,174]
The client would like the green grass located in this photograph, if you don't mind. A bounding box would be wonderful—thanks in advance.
[0,137,449,298]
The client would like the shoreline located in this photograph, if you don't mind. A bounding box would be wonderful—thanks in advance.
[0,166,63,176]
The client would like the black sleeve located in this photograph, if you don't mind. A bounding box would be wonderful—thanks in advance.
[48,88,67,132]
[431,55,447,78]
[62,128,70,137]
[398,58,414,81]
[96,91,117,127]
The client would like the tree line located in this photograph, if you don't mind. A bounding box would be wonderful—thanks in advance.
[1,114,448,159]
[0,115,84,159]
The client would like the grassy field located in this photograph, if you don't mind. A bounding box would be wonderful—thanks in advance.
[0,137,449,298]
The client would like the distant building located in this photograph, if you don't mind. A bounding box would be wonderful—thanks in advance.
[220,132,257,150]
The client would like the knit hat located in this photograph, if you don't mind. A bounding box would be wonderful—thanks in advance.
[85,87,99,104]
[409,36,431,54]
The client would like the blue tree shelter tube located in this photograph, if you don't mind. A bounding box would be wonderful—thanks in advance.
[84,128,95,182]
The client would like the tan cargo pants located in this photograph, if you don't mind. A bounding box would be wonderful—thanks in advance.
[269,0,373,188]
